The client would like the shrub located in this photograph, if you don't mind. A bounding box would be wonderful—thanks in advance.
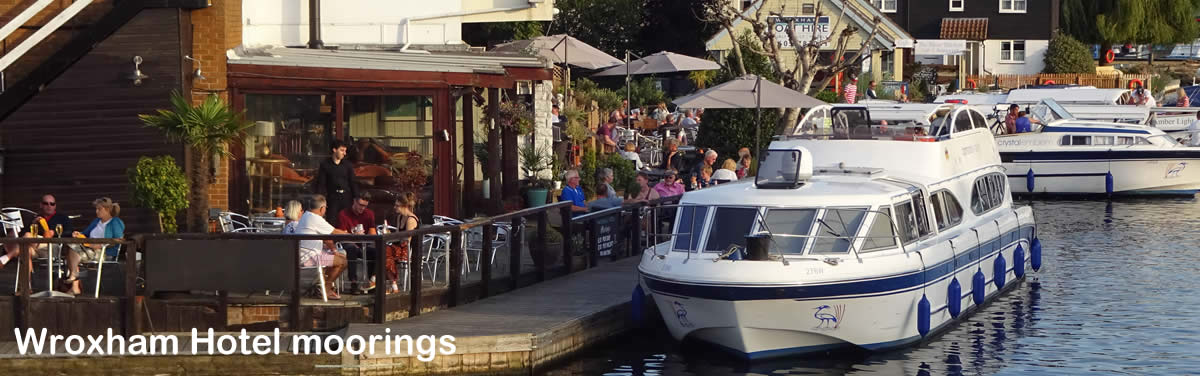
[620,77,667,110]
[814,90,838,103]
[1043,32,1096,74]
[578,150,639,199]
[128,156,189,233]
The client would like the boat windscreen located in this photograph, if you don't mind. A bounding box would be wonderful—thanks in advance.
[762,209,817,254]
[673,206,709,251]
[811,208,868,254]
[704,207,759,252]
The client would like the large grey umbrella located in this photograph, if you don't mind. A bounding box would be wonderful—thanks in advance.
[493,34,622,70]
[591,51,721,77]
[672,74,825,161]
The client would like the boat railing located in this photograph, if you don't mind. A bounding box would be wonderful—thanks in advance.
[643,205,906,264]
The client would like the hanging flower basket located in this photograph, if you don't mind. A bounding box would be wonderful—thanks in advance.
[485,101,536,135]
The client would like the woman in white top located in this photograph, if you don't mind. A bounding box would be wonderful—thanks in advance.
[711,159,739,182]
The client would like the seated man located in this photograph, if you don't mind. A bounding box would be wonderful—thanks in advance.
[338,192,378,293]
[560,170,589,215]
[0,194,73,292]
[296,194,349,300]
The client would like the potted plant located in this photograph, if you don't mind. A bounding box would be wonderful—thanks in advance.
[128,156,189,233]
[485,101,536,135]
[527,224,564,269]
[474,141,491,198]
[519,143,553,207]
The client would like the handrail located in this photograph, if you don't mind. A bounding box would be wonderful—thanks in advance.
[0,237,127,245]
[0,0,54,43]
[0,0,93,72]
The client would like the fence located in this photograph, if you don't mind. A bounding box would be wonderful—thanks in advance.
[966,74,1153,91]
[1,197,681,337]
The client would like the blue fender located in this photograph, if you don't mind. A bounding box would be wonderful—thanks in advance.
[917,294,931,337]
[1105,172,1114,195]
[994,254,1007,289]
[1031,238,1043,271]
[948,278,962,318]
[1026,169,1035,192]
[972,269,986,305]
[1013,245,1026,278]
[631,284,645,327]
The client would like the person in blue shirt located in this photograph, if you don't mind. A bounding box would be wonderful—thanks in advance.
[1014,111,1042,133]
[560,170,588,215]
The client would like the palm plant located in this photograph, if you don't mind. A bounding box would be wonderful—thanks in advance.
[139,92,252,232]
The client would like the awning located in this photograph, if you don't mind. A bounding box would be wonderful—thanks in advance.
[492,34,622,70]
[940,18,988,41]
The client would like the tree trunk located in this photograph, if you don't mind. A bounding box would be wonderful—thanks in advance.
[778,108,802,136]
[188,150,211,233]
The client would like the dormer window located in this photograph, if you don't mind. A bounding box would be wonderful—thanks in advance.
[1000,0,1026,13]
[949,0,963,11]
[755,148,811,189]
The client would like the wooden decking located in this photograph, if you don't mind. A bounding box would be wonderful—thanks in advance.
[0,256,646,375]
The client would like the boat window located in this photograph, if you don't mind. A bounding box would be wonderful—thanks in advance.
[1117,136,1135,145]
[1137,137,1152,145]
[1071,135,1091,146]
[756,149,805,189]
[1059,135,1071,146]
[931,193,946,229]
[930,115,952,137]
[969,110,988,129]
[798,108,829,135]
[931,190,963,230]
[861,208,897,252]
[811,208,868,254]
[911,191,933,237]
[1094,136,1115,145]
[954,111,974,133]
[673,206,710,251]
[762,209,817,255]
[894,200,919,244]
[970,173,1007,215]
[704,207,759,252]
[1150,135,1181,146]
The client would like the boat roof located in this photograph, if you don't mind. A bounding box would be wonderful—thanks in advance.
[1040,120,1164,135]
[677,175,910,207]
[862,103,954,122]
[938,88,1129,105]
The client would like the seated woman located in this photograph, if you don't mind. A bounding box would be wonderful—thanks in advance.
[282,200,304,234]
[712,159,739,182]
[66,197,125,295]
[619,142,646,170]
[385,192,420,294]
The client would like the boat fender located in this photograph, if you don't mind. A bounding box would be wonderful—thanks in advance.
[631,284,645,327]
[1031,238,1043,271]
[972,270,986,305]
[1026,169,1035,192]
[1013,245,1026,278]
[948,278,962,318]
[917,295,931,337]
[1105,172,1114,195]
[993,254,1007,289]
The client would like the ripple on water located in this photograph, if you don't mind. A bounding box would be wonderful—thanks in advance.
[545,199,1200,375]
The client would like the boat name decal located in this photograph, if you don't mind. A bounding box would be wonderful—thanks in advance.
[1166,162,1187,178]
[813,304,845,330]
[674,301,694,328]
[997,139,1051,147]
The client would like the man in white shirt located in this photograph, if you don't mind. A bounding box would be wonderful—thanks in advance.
[295,195,348,299]
[680,110,698,128]
[1187,112,1200,146]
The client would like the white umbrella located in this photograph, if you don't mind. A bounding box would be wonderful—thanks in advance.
[672,74,825,160]
[492,34,622,70]
[590,51,721,77]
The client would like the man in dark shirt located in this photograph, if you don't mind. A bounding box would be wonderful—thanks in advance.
[1,194,73,271]
[338,192,378,292]
[312,140,357,227]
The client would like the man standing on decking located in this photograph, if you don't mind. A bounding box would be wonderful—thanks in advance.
[312,140,357,227]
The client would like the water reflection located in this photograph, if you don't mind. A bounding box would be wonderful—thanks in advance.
[548,199,1200,375]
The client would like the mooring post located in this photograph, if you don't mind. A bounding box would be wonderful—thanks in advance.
[561,206,573,273]
[408,234,423,317]
[537,210,548,282]
[480,224,495,298]
[125,236,142,336]
[448,229,464,307]
[373,236,387,323]
[289,238,301,331]
[509,217,523,291]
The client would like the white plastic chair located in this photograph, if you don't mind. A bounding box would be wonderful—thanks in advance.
[3,207,33,294]
[217,212,252,232]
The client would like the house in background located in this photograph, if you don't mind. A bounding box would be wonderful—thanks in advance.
[872,0,1060,75]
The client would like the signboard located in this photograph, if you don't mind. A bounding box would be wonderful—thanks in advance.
[1151,113,1194,131]
[914,39,967,56]
[770,16,831,48]
[593,214,618,257]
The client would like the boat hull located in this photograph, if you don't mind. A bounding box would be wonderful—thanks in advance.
[1001,153,1200,195]
[640,224,1037,360]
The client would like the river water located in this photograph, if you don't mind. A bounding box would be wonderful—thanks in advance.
[547,199,1200,375]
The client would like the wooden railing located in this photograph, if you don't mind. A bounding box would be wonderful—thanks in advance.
[966,73,1153,90]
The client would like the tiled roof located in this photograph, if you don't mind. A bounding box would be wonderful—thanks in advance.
[940,18,989,40]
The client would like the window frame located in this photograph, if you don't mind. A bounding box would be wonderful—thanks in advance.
[970,173,1008,216]
[999,40,1027,63]
[702,206,760,253]
[810,207,871,255]
[999,0,1027,13]
[760,207,821,255]
[873,0,897,13]
[954,110,974,133]
[949,0,964,11]
[672,205,711,252]
[860,207,898,252]
[930,189,964,231]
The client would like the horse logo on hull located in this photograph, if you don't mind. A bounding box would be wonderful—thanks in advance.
[813,304,845,330]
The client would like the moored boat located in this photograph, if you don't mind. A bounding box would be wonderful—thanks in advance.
[638,104,1042,360]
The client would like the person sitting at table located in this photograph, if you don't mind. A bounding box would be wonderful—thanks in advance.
[660,139,684,172]
[0,194,73,294]
[338,191,378,294]
[295,194,348,300]
[385,192,420,294]
[590,168,624,210]
[735,149,752,179]
[653,170,686,198]
[282,200,303,234]
[690,150,718,189]
[695,165,714,188]
[560,170,589,215]
[652,102,669,123]
[64,197,124,295]
[713,159,739,182]
[619,142,646,170]
[597,119,618,152]
[627,172,661,203]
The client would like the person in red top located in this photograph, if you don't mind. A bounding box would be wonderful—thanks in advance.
[338,192,378,293]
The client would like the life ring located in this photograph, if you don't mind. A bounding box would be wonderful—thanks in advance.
[1042,80,1055,85]
[1105,49,1115,64]
[966,79,978,89]
[1128,79,1144,90]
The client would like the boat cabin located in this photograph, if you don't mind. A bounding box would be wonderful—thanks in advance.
[791,104,991,141]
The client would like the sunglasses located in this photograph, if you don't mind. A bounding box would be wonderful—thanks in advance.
[42,202,56,206]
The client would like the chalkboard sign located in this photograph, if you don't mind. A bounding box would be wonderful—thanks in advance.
[593,213,619,258]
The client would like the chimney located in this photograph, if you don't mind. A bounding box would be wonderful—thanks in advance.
[307,0,323,49]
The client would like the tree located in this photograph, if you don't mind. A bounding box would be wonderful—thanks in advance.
[553,0,645,56]
[128,156,189,233]
[139,93,252,232]
[705,0,881,133]
[462,21,545,47]
[640,0,721,56]
[1061,0,1200,65]
[695,31,780,161]
[620,77,667,109]
[1043,32,1097,73]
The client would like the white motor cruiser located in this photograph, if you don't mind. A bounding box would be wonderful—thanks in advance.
[997,99,1200,196]
[638,104,1042,360]
[939,88,1198,132]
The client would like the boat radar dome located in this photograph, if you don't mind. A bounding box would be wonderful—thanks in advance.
[754,146,813,189]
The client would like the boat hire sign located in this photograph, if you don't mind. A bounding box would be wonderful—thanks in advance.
[770,16,832,48]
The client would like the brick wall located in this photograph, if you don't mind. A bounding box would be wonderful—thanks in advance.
[189,0,242,210]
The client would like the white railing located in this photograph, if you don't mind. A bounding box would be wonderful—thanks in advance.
[0,0,94,72]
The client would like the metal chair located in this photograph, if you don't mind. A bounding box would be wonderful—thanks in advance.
[217,212,252,232]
